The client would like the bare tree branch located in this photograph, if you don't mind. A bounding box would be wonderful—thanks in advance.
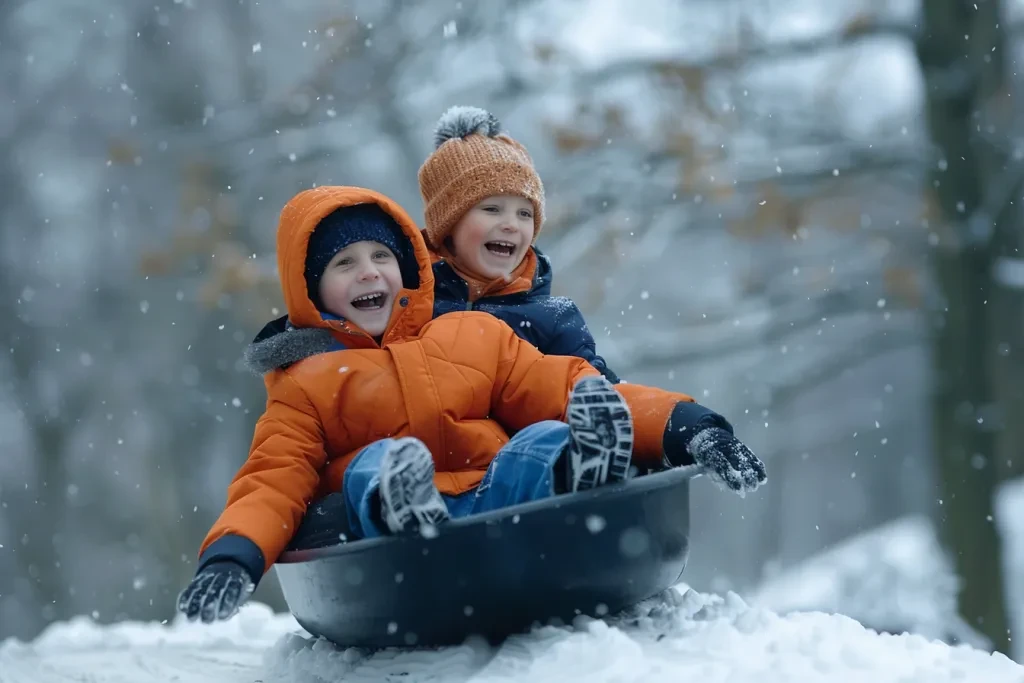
[607,286,919,373]
[767,329,922,407]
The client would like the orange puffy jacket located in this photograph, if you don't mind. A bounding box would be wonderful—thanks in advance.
[196,186,700,581]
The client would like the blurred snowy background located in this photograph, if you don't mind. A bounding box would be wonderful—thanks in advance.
[1,0,1023,662]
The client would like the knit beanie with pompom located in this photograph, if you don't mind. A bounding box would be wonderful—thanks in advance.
[417,106,545,249]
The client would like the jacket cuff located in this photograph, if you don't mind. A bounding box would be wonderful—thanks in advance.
[197,534,266,588]
[596,361,620,384]
[662,401,734,466]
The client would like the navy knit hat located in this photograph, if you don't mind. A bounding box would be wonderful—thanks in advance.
[304,203,419,309]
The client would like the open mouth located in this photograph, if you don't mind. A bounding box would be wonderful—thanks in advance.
[485,241,517,257]
[350,292,388,310]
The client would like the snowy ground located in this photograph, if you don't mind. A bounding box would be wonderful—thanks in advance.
[751,479,1024,662]
[5,480,1024,682]
[2,584,1021,683]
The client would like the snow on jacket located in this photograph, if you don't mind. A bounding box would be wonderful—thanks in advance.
[431,246,620,382]
[195,186,709,584]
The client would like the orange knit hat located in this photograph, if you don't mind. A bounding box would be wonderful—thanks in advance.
[417,106,545,249]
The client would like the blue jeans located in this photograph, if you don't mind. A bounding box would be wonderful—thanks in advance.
[343,420,570,539]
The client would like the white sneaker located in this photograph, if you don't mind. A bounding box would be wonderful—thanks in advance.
[379,437,450,533]
[565,376,634,492]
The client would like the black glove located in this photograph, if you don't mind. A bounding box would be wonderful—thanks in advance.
[687,427,766,495]
[176,560,255,623]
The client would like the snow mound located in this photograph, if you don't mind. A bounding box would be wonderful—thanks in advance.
[0,603,300,683]
[751,515,989,649]
[4,585,1018,682]
[3,601,299,654]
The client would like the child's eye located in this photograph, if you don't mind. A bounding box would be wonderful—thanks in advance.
[335,258,352,267]
[373,251,392,259]
[519,210,532,218]
[481,206,499,213]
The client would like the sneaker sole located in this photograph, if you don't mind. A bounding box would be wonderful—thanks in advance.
[379,438,451,534]
[567,376,634,492]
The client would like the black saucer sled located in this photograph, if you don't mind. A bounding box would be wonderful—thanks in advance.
[274,465,697,649]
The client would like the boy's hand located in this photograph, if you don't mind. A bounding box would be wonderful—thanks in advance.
[176,560,255,623]
[685,427,766,496]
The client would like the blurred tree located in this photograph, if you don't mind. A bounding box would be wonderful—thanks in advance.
[0,0,123,637]
[915,0,1018,654]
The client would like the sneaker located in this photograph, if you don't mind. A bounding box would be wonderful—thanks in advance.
[565,375,634,492]
[379,437,451,534]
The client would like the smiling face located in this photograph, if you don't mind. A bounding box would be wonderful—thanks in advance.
[317,240,403,336]
[449,195,535,280]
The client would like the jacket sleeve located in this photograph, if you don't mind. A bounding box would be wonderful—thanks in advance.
[489,320,701,465]
[543,298,620,383]
[197,370,327,580]
[489,323,601,433]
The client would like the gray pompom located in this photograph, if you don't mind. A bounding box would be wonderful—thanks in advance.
[433,106,501,149]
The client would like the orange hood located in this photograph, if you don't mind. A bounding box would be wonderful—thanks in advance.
[276,186,435,349]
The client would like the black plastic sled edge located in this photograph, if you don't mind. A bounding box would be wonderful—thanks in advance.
[273,465,698,649]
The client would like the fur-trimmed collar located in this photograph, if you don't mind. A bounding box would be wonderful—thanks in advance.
[242,316,345,375]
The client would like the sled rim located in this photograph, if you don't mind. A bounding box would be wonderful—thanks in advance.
[277,464,702,564]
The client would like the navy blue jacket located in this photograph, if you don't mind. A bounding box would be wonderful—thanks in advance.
[431,249,620,383]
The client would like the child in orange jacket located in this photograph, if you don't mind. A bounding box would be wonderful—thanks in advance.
[176,186,765,624]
